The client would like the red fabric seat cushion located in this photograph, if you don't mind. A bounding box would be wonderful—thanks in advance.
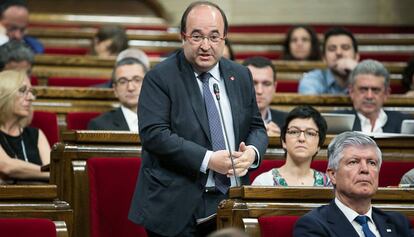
[87,157,147,237]
[0,218,57,237]
[66,112,101,130]
[258,215,300,237]
[31,111,60,147]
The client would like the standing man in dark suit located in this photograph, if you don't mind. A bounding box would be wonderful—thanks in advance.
[87,57,148,131]
[242,56,287,136]
[339,59,412,133]
[294,131,413,237]
[128,1,268,236]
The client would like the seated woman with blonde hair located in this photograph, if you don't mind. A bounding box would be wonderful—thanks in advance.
[0,70,50,183]
[253,105,330,186]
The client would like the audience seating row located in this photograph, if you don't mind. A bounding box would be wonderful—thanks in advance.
[217,186,414,236]
[48,131,414,237]
[0,218,68,237]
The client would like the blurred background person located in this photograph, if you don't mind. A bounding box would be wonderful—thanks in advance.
[253,105,329,186]
[299,27,359,95]
[0,70,50,183]
[0,0,43,53]
[88,57,148,131]
[91,25,128,59]
[402,57,414,96]
[0,40,34,74]
[282,25,321,61]
[223,38,235,60]
[242,56,287,136]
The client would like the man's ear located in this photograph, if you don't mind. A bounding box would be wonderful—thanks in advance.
[327,168,336,185]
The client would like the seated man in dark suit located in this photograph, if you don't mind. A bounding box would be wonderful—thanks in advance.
[294,131,413,237]
[87,57,148,131]
[242,56,287,136]
[338,59,412,133]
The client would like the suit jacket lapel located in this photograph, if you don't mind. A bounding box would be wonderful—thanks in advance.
[220,59,240,143]
[327,201,360,237]
[177,51,211,143]
[352,109,362,131]
[113,107,130,130]
[372,209,398,237]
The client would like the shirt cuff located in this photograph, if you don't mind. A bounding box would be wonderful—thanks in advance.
[200,150,213,173]
[247,145,260,169]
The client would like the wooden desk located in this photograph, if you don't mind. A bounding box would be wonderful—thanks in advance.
[217,186,414,236]
[0,185,73,237]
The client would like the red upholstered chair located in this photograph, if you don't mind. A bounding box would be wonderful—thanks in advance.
[258,215,300,237]
[250,159,327,184]
[0,218,57,237]
[66,112,101,130]
[31,111,60,147]
[379,161,414,187]
[87,157,147,237]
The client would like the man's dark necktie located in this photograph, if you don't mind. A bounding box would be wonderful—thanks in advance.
[199,72,230,194]
[354,215,376,237]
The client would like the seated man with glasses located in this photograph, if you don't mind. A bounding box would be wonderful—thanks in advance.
[87,57,148,132]
[335,59,412,133]
[294,131,413,237]
[253,105,330,186]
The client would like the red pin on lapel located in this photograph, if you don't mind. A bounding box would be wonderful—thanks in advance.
[229,76,235,81]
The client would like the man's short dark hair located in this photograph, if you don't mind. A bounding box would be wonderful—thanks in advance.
[180,1,228,36]
[0,0,28,18]
[0,40,34,71]
[111,57,148,85]
[242,56,276,82]
[323,27,358,54]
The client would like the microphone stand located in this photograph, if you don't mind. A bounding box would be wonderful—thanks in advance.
[213,83,239,187]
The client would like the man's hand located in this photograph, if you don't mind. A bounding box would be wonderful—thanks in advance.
[228,142,255,177]
[335,58,358,76]
[266,121,281,136]
[207,150,233,175]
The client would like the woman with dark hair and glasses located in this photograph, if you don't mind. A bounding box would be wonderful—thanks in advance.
[0,70,50,183]
[253,105,329,186]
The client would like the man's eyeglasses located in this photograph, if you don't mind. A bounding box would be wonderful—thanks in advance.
[17,85,37,98]
[183,33,225,44]
[115,77,143,86]
[286,127,319,139]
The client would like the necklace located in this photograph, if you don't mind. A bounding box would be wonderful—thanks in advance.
[0,130,29,162]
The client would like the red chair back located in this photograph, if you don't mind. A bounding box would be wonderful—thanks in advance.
[379,161,414,187]
[31,111,60,147]
[66,112,101,130]
[47,77,109,87]
[0,218,57,237]
[258,215,300,237]
[87,157,147,237]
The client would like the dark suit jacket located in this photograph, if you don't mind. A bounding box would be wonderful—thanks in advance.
[270,108,287,128]
[294,200,413,237]
[87,108,130,131]
[337,109,412,133]
[128,50,268,235]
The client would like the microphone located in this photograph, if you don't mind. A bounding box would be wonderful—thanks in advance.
[213,83,239,187]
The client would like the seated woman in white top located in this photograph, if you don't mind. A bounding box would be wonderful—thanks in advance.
[253,105,330,186]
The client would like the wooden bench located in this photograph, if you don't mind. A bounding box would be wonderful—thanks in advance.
[0,184,73,237]
[217,186,414,236]
[50,131,140,237]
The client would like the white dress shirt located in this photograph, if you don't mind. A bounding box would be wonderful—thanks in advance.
[357,109,387,133]
[121,106,139,132]
[335,198,381,237]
